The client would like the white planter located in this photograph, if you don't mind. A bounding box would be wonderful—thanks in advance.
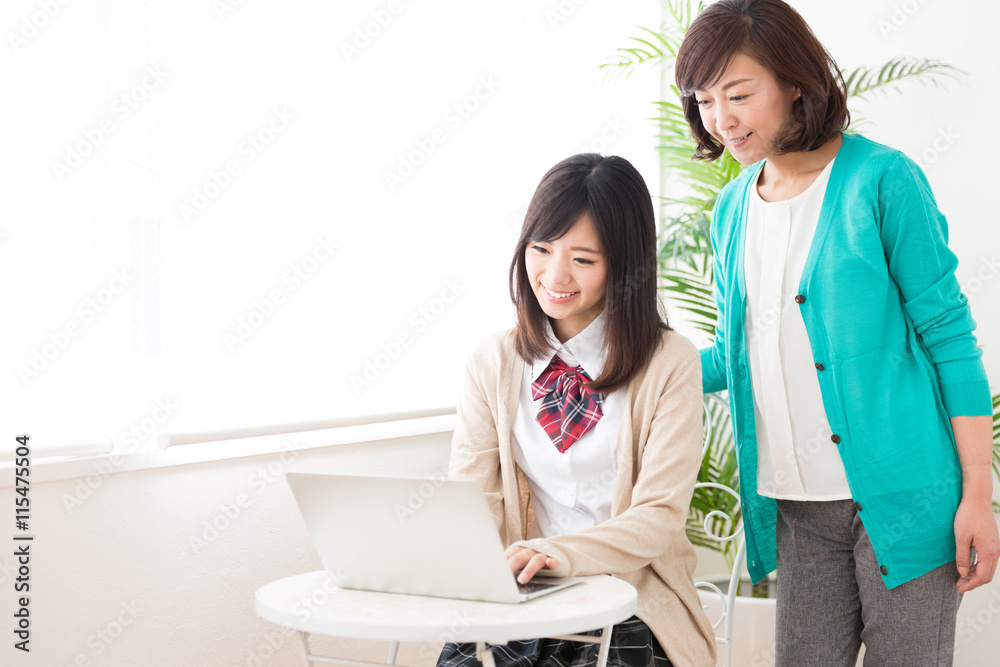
[698,577,776,667]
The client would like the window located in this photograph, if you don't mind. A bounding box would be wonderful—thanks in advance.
[4,0,662,454]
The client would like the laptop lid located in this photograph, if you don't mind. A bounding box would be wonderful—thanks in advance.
[287,472,532,603]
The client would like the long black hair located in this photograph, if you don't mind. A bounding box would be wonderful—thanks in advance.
[509,153,667,394]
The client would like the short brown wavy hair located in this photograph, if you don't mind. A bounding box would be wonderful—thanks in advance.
[674,0,849,161]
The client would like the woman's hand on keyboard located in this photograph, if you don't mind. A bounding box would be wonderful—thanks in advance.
[505,545,560,584]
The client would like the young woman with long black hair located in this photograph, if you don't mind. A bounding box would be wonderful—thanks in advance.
[437,154,716,666]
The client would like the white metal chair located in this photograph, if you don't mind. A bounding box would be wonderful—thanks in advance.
[693,393,745,667]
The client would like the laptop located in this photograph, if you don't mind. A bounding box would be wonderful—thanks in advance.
[285,472,582,604]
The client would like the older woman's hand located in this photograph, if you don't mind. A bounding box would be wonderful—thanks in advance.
[954,496,1000,593]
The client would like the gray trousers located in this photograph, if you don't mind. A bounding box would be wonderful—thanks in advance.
[775,499,962,667]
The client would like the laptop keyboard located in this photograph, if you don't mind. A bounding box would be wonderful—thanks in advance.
[515,578,557,595]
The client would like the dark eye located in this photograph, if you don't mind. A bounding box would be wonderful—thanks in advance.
[575,258,595,265]
[530,244,549,254]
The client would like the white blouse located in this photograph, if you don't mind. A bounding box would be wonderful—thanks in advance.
[744,158,852,501]
[511,313,624,538]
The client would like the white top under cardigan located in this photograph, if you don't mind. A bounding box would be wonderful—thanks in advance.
[744,157,852,500]
[511,313,624,538]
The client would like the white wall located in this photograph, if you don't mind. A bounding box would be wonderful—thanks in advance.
[0,431,453,666]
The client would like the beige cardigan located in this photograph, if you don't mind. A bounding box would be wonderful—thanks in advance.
[449,328,717,666]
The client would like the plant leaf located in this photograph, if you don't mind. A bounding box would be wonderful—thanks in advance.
[842,58,964,102]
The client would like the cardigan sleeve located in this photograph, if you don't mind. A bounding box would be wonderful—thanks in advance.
[510,344,703,577]
[701,192,732,393]
[448,339,506,530]
[877,153,991,417]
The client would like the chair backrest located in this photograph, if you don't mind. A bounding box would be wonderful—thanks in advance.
[693,393,745,667]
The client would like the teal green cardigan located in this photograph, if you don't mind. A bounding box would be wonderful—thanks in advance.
[701,132,991,589]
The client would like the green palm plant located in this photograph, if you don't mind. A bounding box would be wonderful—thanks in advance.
[604,0,999,558]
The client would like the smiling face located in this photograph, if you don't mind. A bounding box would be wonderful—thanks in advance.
[524,211,608,343]
[693,53,800,165]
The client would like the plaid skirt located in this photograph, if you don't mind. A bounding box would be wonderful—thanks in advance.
[435,615,673,667]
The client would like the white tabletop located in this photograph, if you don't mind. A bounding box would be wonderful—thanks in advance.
[256,571,638,645]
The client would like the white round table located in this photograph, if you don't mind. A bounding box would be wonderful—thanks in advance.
[256,570,638,667]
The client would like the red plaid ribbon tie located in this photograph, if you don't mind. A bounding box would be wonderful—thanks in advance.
[531,355,604,453]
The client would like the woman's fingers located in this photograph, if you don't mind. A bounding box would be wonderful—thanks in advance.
[505,546,532,573]
[505,546,560,583]
[954,501,1000,592]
